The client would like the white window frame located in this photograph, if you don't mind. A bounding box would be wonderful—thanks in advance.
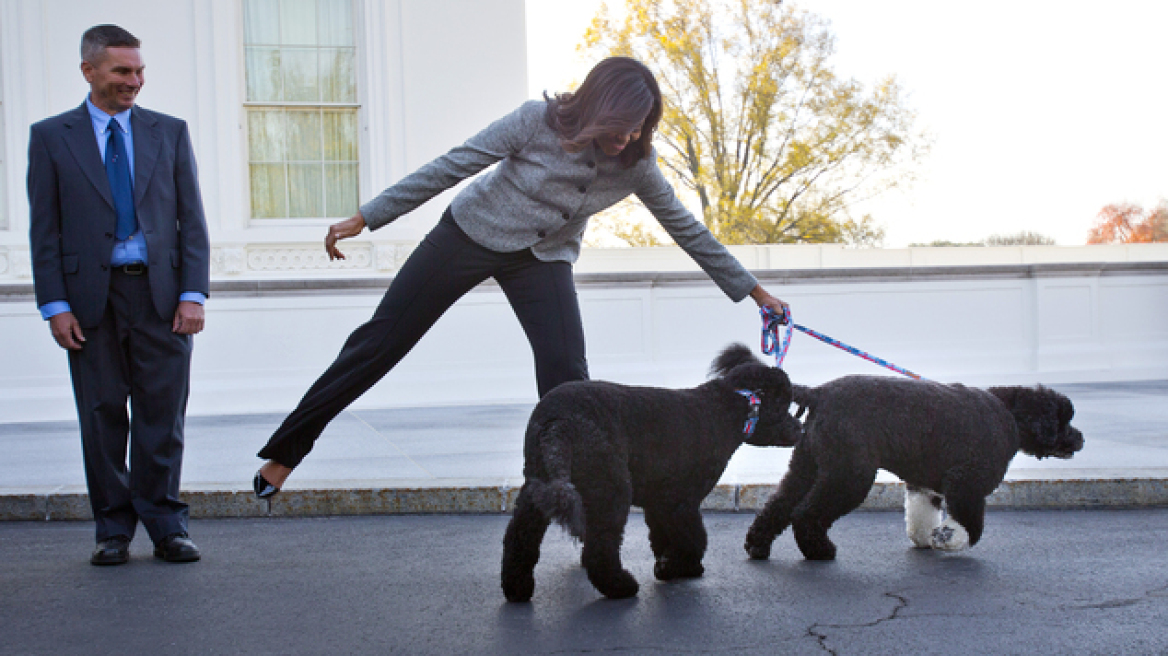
[240,0,364,225]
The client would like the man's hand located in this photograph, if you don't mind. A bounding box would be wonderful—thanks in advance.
[49,312,86,350]
[325,212,367,261]
[172,301,205,335]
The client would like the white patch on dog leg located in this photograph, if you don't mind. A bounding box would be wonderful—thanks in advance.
[905,488,943,549]
[930,518,970,551]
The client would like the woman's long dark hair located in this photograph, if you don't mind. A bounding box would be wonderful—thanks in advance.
[544,57,662,168]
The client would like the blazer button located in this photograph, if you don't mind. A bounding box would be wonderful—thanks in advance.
[562,211,570,221]
[537,230,547,238]
[578,186,587,193]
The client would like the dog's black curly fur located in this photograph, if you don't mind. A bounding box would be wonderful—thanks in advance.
[501,344,802,601]
[744,376,1084,561]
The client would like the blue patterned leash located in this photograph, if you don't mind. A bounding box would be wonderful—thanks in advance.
[760,307,926,381]
[760,306,794,368]
[734,389,761,435]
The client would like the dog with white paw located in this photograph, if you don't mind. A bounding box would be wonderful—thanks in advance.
[744,376,1084,561]
[904,484,966,550]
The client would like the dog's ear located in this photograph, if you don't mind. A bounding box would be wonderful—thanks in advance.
[728,365,802,447]
[713,344,802,446]
[1029,386,1066,447]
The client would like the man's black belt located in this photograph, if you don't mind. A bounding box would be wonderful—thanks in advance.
[113,262,147,275]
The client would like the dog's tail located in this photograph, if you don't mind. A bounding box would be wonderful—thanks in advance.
[527,479,585,540]
[528,420,586,540]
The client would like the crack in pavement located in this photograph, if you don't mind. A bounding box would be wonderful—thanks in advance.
[807,592,910,654]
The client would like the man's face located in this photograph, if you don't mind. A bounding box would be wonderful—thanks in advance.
[81,46,144,115]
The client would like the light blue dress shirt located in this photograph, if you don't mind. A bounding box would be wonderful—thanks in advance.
[39,98,206,320]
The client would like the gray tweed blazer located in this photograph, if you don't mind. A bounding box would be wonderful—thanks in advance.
[359,99,758,301]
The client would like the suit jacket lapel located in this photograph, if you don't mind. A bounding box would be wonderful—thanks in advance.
[131,106,160,209]
[60,103,115,210]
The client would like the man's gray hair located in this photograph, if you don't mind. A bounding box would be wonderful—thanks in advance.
[80,24,140,63]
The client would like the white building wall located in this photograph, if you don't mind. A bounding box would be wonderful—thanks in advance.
[2,249,1167,423]
[0,0,528,279]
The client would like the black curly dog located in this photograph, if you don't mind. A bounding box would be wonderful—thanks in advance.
[501,344,802,601]
[744,376,1084,561]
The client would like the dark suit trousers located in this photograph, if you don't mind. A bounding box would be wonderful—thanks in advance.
[259,208,589,468]
[68,269,192,543]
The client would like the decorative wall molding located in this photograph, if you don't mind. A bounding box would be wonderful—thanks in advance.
[5,248,29,279]
[246,244,372,272]
[4,240,411,281]
[207,242,416,276]
[375,243,413,272]
[212,247,246,275]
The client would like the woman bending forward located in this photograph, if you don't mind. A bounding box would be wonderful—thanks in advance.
[252,56,788,497]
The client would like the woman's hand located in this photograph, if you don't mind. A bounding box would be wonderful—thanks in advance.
[749,284,790,325]
[325,212,367,260]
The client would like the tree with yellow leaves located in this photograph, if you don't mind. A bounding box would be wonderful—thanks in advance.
[582,0,927,245]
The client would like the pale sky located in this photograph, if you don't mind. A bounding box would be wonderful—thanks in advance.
[525,0,1168,247]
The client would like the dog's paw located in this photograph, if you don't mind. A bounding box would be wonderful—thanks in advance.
[501,573,536,603]
[654,557,704,581]
[594,569,639,599]
[792,520,837,561]
[929,520,970,551]
[800,544,836,561]
[931,524,955,546]
[907,530,933,549]
[744,528,776,560]
[905,488,944,548]
[744,539,772,561]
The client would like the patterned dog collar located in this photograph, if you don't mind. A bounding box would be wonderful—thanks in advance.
[736,389,761,436]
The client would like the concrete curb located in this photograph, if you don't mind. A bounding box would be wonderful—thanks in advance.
[3,478,1166,521]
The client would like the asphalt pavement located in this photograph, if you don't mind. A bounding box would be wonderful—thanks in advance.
[2,509,1166,655]
[1,380,1166,654]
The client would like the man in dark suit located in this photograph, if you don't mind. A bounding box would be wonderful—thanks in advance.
[28,24,210,565]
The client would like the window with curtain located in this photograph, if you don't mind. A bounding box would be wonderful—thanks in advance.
[243,0,359,219]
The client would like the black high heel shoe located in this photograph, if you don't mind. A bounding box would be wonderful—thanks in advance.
[253,471,280,499]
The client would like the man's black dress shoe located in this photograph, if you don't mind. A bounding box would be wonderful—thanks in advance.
[154,532,201,563]
[90,536,131,566]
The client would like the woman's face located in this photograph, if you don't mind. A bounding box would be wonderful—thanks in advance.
[596,125,643,157]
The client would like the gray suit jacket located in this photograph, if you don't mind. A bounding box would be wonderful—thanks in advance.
[359,100,758,301]
[28,103,210,328]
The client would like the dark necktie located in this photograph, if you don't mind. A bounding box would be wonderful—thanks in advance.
[105,121,138,240]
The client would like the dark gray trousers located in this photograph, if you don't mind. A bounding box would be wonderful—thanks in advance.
[68,268,191,543]
[259,208,589,468]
